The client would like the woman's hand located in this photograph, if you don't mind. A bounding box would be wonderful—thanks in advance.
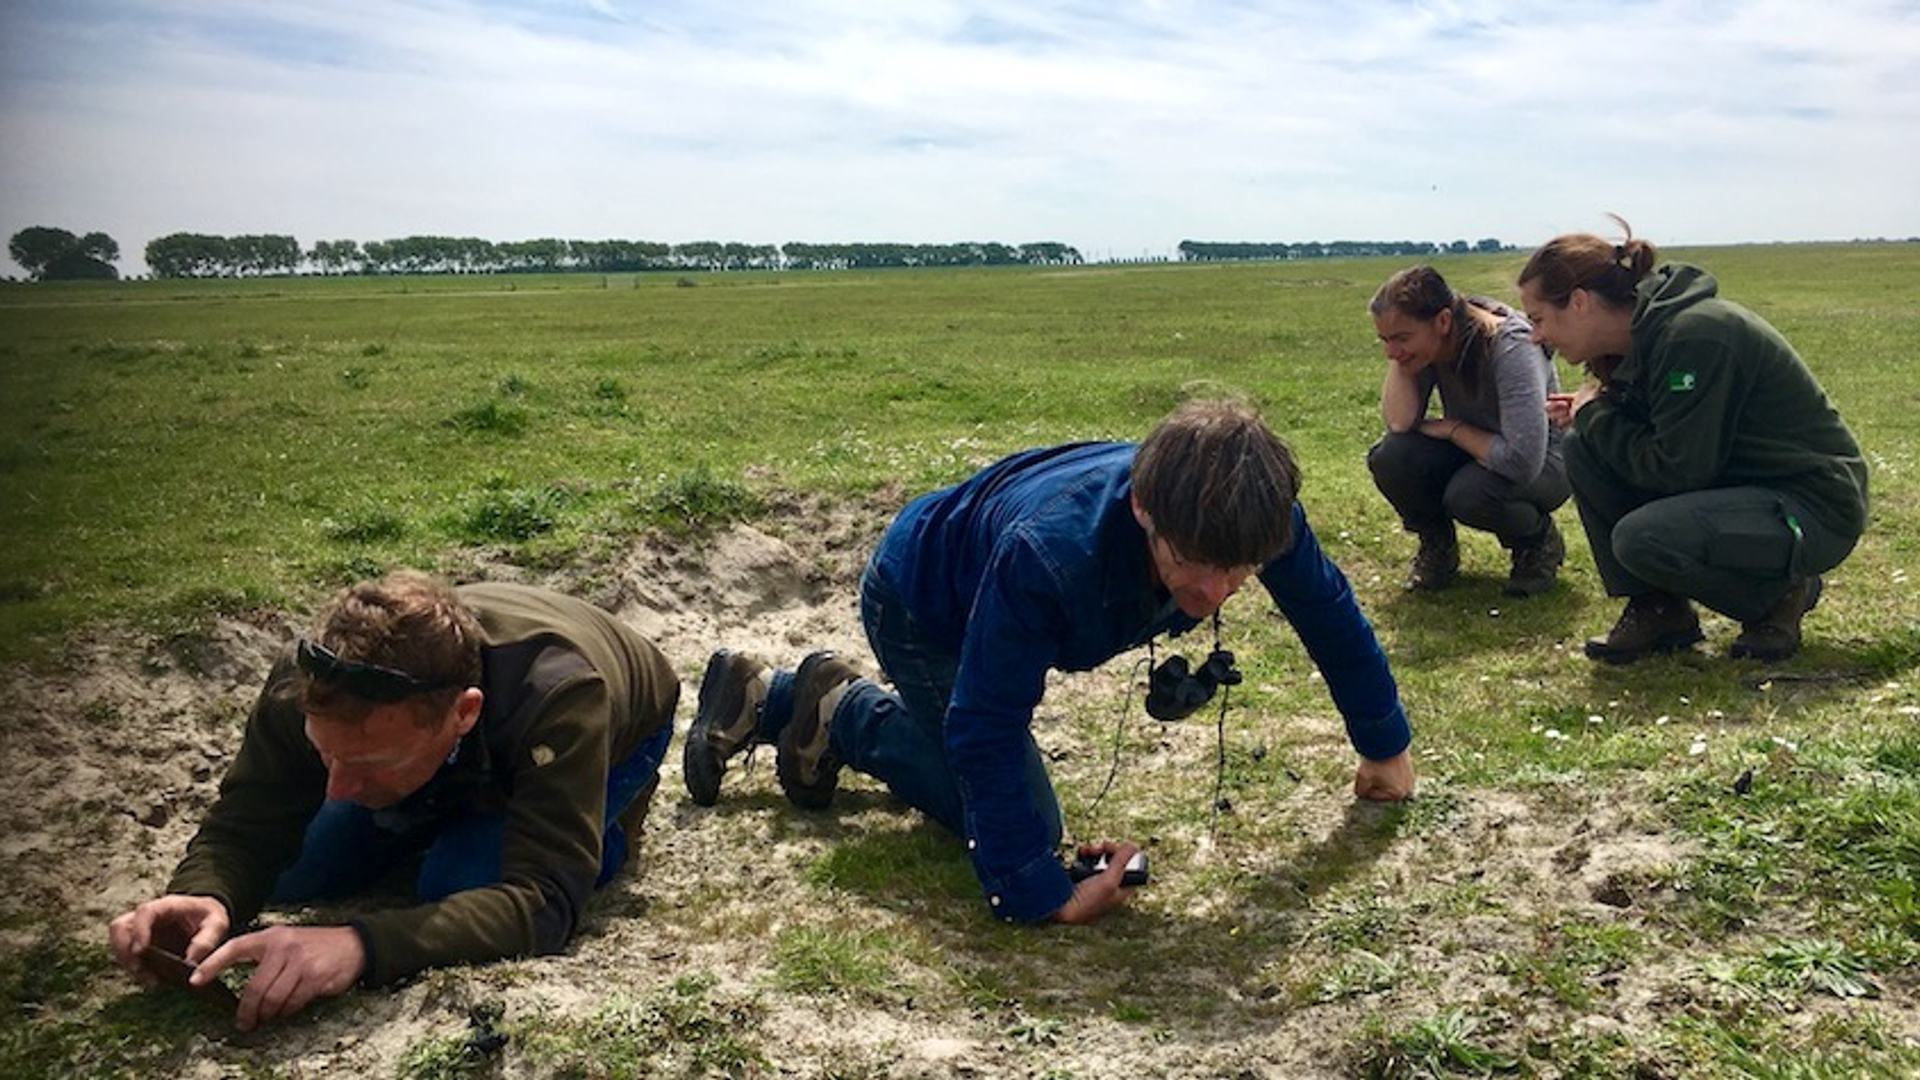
[1546,393,1576,429]
[1548,384,1604,429]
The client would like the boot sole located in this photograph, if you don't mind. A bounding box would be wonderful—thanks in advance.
[1727,577,1822,661]
[683,650,757,807]
[1502,572,1560,598]
[777,652,850,810]
[1727,637,1801,662]
[1583,626,1705,664]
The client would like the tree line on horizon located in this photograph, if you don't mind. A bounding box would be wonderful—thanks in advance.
[142,234,1090,278]
[11,226,1529,281]
[1177,238,1509,260]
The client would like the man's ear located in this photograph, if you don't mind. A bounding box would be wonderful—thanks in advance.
[452,688,484,736]
[1130,492,1151,530]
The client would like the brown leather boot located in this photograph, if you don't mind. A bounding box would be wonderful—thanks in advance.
[682,649,770,807]
[776,651,864,810]
[1728,576,1823,661]
[1584,592,1704,664]
[1503,517,1566,598]
[1406,525,1459,591]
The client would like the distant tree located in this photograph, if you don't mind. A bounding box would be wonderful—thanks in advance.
[225,234,301,276]
[308,239,364,275]
[9,226,121,280]
[146,233,232,278]
[1018,242,1081,266]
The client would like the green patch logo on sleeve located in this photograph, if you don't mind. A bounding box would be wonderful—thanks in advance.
[1668,370,1698,392]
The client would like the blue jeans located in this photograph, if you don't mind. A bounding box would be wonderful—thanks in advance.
[271,722,673,903]
[762,559,1062,843]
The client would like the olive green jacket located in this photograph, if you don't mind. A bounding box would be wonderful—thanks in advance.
[167,583,678,986]
[1576,263,1868,539]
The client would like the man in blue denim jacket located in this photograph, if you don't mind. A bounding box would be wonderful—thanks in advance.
[686,401,1415,925]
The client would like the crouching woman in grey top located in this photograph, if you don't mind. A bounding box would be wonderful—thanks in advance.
[1366,265,1571,596]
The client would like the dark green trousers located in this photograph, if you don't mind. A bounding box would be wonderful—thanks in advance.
[1565,433,1859,623]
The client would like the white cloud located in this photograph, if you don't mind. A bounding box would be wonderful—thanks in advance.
[3,0,1918,274]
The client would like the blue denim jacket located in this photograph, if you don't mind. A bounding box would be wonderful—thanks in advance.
[873,441,1411,922]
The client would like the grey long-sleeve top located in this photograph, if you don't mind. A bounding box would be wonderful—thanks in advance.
[1418,298,1562,485]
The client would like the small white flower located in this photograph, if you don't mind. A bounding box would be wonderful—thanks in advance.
[1587,714,1604,725]
[1689,740,1708,756]
[1655,715,1671,726]
[1545,728,1565,741]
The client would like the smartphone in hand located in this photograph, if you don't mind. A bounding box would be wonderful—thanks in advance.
[1067,850,1149,887]
[143,944,241,1010]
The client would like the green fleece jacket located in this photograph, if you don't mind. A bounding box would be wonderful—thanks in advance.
[166,583,678,986]
[1575,263,1869,539]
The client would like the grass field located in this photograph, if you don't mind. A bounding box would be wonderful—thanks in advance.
[1,247,1916,1077]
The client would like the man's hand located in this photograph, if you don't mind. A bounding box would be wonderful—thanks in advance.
[1050,841,1142,926]
[108,894,231,984]
[196,925,368,1031]
[1354,750,1416,802]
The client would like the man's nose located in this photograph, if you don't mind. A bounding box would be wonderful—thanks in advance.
[1197,570,1242,611]
[325,768,365,802]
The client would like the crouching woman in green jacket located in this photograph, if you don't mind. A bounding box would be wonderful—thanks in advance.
[1517,220,1868,663]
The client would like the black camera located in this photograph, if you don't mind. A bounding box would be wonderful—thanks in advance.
[1144,648,1242,722]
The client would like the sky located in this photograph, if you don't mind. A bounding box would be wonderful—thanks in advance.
[3,0,1919,276]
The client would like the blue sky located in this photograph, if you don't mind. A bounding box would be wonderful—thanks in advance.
[3,0,1918,275]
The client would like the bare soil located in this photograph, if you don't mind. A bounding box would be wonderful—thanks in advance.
[3,499,1910,1078]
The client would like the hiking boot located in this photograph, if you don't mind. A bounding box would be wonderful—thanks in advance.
[1503,517,1566,598]
[1728,576,1823,661]
[682,649,770,806]
[1406,525,1459,591]
[776,651,863,810]
[1584,592,1704,663]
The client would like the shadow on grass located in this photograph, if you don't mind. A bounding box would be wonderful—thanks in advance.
[773,789,1413,1039]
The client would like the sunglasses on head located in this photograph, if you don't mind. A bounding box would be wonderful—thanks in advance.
[294,638,461,702]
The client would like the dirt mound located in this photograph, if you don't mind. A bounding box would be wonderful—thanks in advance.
[0,510,885,947]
